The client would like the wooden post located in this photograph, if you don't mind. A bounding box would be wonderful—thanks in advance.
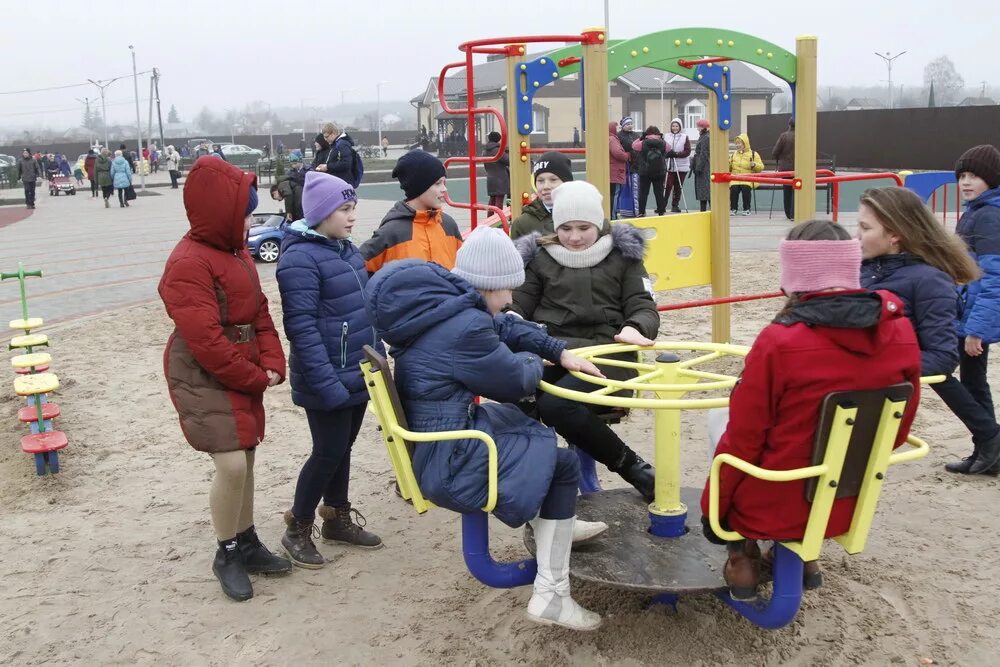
[505,44,532,221]
[581,28,610,218]
[794,36,818,222]
[707,93,731,343]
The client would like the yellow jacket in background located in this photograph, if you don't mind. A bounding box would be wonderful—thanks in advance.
[729,133,764,188]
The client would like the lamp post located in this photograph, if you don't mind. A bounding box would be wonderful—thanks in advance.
[128,45,145,192]
[653,76,666,128]
[87,77,120,149]
[874,51,906,109]
[376,81,389,152]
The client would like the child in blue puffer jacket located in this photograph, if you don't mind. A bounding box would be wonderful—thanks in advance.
[856,186,992,474]
[949,145,1000,473]
[365,227,610,631]
[276,171,384,569]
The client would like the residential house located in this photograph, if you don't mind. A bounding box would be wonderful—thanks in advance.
[410,55,781,145]
[957,96,997,107]
[844,98,885,111]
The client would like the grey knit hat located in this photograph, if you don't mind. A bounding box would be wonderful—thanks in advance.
[452,227,525,290]
[552,181,607,231]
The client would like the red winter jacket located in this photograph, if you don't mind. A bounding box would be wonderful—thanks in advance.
[701,290,921,541]
[608,121,630,184]
[159,157,286,453]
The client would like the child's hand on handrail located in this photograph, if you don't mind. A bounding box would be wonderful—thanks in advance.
[614,326,655,347]
[560,350,605,378]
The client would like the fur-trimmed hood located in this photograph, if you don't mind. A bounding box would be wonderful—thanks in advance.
[513,222,646,266]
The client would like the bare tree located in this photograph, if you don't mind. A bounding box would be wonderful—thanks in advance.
[923,56,965,105]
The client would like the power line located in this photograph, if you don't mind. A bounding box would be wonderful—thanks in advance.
[0,71,153,96]
[0,98,152,118]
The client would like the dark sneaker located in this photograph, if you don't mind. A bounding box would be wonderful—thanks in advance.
[945,454,977,474]
[212,539,253,602]
[319,504,383,550]
[237,526,292,575]
[280,515,325,569]
[612,449,655,502]
[670,206,682,213]
[970,432,1000,474]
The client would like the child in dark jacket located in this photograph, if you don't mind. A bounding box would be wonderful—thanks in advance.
[945,145,1000,473]
[856,186,993,473]
[360,150,463,273]
[366,227,609,631]
[511,181,660,501]
[276,171,384,569]
[510,151,574,239]
[702,220,921,602]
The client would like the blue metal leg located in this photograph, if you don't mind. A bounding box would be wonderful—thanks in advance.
[717,542,804,629]
[461,512,536,588]
[34,453,47,476]
[574,446,603,494]
[48,451,59,474]
[649,593,679,611]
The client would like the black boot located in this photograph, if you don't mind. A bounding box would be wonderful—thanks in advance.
[319,503,383,549]
[212,538,253,602]
[611,448,655,502]
[280,513,325,569]
[945,450,978,474]
[237,526,292,575]
[969,431,1000,474]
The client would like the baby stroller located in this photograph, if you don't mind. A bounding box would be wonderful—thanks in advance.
[49,174,77,196]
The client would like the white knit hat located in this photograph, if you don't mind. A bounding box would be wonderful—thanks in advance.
[452,227,526,290]
[551,181,607,231]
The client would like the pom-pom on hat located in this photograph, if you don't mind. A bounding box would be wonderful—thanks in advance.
[452,226,525,290]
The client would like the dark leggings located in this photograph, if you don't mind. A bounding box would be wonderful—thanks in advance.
[932,342,998,445]
[488,194,504,210]
[117,188,127,205]
[291,403,367,520]
[664,170,688,207]
[90,180,98,196]
[539,447,580,520]
[730,185,751,211]
[536,366,628,468]
[638,173,666,215]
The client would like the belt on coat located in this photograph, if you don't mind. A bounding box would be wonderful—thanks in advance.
[222,323,255,344]
[404,399,475,421]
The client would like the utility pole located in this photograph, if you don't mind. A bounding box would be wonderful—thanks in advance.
[153,68,165,151]
[129,45,145,192]
[874,51,906,109]
[147,76,155,144]
[87,77,120,149]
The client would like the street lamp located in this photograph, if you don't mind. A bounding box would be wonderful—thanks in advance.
[874,51,906,109]
[376,81,389,151]
[129,45,145,192]
[87,77,121,149]
[653,76,666,128]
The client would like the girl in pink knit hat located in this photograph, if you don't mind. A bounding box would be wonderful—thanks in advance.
[700,220,922,603]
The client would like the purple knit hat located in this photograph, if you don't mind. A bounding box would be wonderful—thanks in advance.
[779,239,861,294]
[302,171,357,227]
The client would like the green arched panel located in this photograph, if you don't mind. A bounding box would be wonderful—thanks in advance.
[542,28,796,83]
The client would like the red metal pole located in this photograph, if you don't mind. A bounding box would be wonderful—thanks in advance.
[657,291,785,312]
[464,47,478,229]
[678,57,731,69]
[832,181,839,223]
[932,189,937,218]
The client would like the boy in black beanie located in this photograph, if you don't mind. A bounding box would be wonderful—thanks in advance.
[360,149,463,274]
[510,151,575,240]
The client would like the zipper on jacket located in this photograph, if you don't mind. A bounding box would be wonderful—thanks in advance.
[347,262,379,348]
[341,321,349,367]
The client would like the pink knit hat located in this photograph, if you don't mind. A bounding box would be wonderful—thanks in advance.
[779,239,861,293]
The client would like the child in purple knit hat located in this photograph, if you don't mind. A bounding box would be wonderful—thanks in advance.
[275,170,385,568]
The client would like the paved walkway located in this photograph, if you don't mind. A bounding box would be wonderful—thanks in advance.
[0,185,857,337]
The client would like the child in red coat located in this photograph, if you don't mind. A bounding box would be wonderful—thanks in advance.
[159,157,291,602]
[701,220,921,601]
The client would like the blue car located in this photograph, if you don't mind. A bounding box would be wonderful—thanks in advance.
[246,213,288,263]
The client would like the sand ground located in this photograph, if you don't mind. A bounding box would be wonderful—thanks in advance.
[2,245,999,666]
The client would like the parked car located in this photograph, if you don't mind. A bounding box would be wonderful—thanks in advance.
[246,213,287,263]
[222,144,264,159]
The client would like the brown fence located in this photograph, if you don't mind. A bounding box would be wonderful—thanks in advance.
[748,106,1000,171]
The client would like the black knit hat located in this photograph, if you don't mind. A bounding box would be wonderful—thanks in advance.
[392,149,447,200]
[955,144,1000,189]
[532,151,573,184]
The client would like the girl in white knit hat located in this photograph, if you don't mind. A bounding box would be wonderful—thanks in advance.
[510,180,661,502]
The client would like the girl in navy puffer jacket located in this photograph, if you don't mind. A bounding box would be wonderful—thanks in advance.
[276,171,385,568]
[856,186,997,474]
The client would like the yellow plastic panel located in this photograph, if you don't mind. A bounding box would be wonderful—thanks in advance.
[625,213,712,291]
[9,318,43,330]
[11,352,52,368]
[14,372,60,396]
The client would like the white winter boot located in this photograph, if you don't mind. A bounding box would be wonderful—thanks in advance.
[526,517,602,631]
[528,516,608,545]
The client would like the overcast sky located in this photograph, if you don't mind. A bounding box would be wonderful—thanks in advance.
[2,0,996,129]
